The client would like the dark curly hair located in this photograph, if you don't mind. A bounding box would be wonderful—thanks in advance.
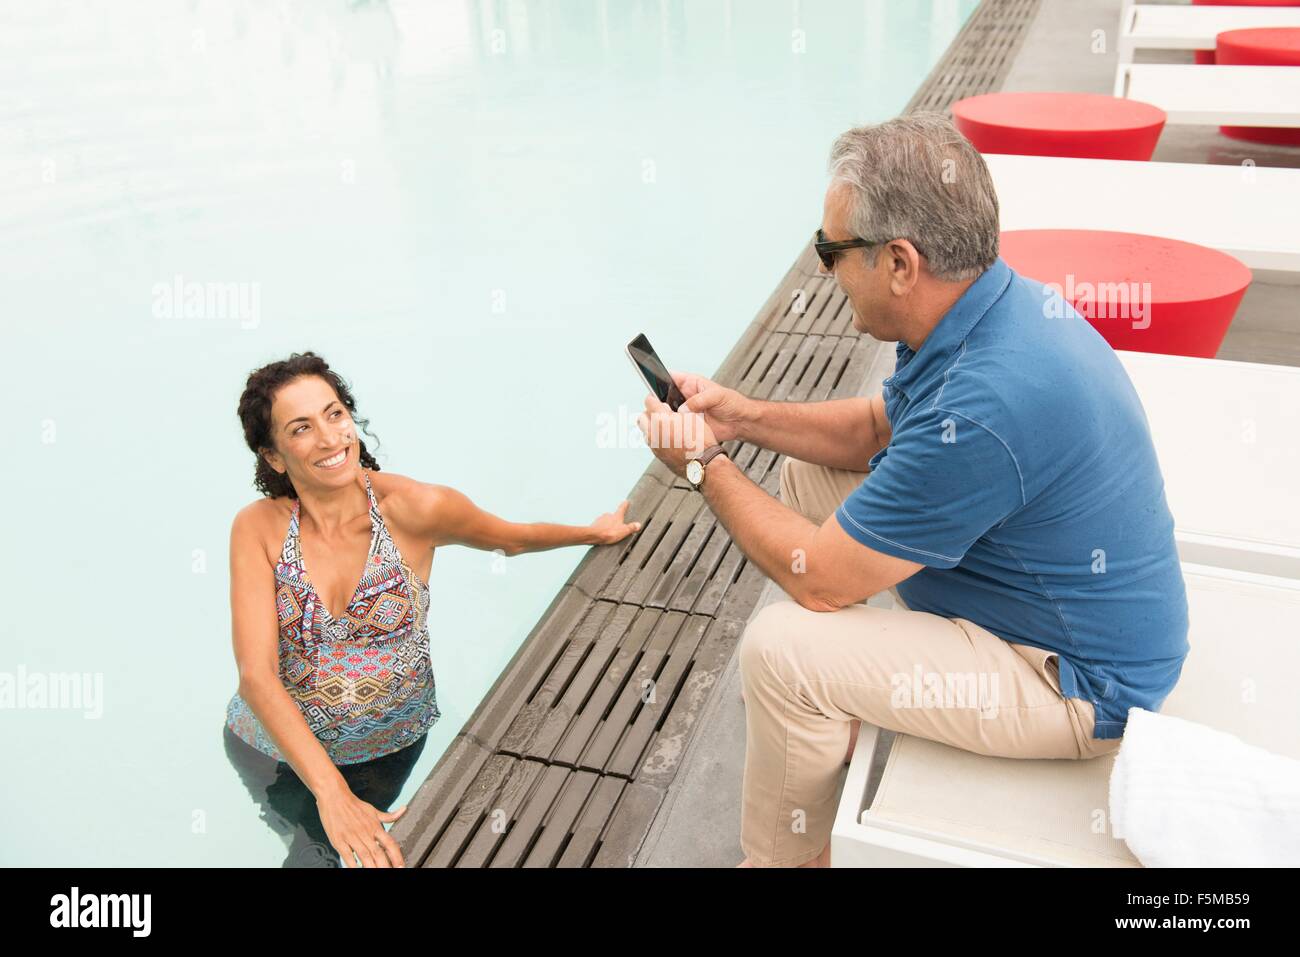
[237,352,382,500]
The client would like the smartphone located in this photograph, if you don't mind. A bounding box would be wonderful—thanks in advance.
[627,333,687,411]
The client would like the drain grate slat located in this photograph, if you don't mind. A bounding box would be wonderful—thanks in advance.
[905,0,1040,115]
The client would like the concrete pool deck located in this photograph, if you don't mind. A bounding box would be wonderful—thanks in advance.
[392,0,1300,868]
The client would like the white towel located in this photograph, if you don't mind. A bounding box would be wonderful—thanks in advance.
[1109,707,1300,867]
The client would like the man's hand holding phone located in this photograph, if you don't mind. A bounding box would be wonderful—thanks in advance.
[671,371,753,445]
[626,334,752,477]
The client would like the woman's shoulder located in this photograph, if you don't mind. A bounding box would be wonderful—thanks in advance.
[230,496,295,567]
[367,467,421,508]
[367,469,451,533]
[233,494,293,529]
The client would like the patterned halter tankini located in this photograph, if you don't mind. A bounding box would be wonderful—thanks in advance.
[225,471,440,765]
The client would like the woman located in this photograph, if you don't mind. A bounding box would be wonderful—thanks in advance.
[223,352,640,868]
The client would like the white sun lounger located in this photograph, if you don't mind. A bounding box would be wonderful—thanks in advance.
[1117,3,1300,65]
[985,152,1300,274]
[831,564,1300,867]
[1117,351,1300,580]
[1113,64,1300,126]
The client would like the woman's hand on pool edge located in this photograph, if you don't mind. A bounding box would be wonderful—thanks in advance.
[589,500,641,545]
[317,788,408,868]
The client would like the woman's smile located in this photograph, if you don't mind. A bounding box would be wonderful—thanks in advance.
[314,444,350,470]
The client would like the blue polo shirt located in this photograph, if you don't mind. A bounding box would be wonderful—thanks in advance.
[835,257,1188,739]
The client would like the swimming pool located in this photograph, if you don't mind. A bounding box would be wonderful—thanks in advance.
[1,0,977,866]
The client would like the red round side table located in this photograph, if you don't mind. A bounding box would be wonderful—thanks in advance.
[1215,27,1300,144]
[1000,230,1252,358]
[1193,0,1300,63]
[952,92,1166,160]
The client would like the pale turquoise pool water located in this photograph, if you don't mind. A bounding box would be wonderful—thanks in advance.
[0,0,976,865]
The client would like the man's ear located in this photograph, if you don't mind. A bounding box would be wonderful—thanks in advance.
[886,239,921,296]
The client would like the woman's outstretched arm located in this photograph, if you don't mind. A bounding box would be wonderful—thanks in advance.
[405,483,641,556]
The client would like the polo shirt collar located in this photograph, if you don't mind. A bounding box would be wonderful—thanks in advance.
[887,256,1012,393]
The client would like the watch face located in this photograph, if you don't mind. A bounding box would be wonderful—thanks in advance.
[686,459,703,485]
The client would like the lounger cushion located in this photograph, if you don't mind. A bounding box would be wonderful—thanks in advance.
[863,568,1300,866]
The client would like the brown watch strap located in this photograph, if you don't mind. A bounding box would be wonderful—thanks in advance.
[696,444,728,468]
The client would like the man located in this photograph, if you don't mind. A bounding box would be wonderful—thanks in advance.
[637,113,1189,868]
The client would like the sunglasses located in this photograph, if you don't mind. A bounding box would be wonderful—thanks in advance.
[814,228,925,270]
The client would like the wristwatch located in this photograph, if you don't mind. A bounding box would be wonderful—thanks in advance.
[685,445,728,489]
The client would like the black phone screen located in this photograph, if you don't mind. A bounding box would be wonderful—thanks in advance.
[628,333,687,411]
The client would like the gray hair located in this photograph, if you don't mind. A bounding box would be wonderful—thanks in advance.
[827,112,999,282]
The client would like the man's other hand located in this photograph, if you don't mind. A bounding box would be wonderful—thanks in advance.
[671,371,752,444]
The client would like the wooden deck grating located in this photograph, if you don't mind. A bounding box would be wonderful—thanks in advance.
[392,0,1042,868]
